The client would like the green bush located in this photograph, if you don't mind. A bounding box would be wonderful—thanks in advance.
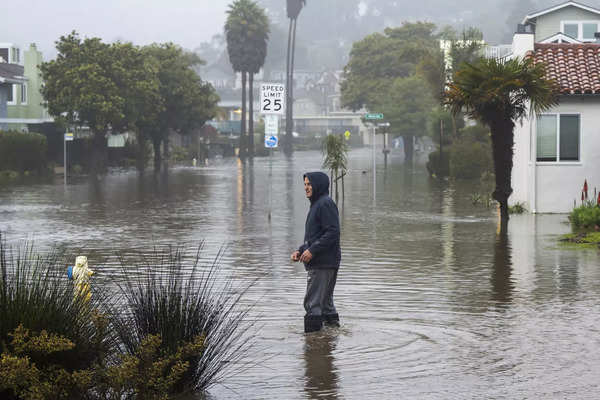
[449,139,493,180]
[569,203,600,231]
[426,150,449,177]
[0,131,48,175]
[0,236,256,399]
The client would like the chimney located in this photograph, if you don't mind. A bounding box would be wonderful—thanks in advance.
[512,29,535,58]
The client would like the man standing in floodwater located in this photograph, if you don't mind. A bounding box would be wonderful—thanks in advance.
[291,172,341,333]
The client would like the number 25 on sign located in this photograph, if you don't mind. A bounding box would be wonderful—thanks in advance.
[260,83,285,115]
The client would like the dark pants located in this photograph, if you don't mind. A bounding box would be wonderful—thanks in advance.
[304,268,338,317]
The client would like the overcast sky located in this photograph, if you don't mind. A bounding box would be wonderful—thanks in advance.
[2,0,231,58]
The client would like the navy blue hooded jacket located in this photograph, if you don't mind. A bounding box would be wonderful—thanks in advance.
[298,172,341,270]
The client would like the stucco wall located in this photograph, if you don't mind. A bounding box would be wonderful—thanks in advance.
[512,97,600,213]
[535,7,600,41]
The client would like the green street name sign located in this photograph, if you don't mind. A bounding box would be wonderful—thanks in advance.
[365,113,384,120]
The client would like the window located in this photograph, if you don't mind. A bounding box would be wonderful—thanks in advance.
[561,21,600,41]
[20,83,27,104]
[583,23,598,40]
[564,23,579,38]
[12,47,20,63]
[6,84,16,104]
[536,114,580,162]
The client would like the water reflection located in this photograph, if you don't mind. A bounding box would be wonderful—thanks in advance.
[3,150,600,399]
[491,231,513,305]
[303,332,339,400]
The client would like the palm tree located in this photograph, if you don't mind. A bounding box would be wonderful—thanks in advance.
[226,0,270,159]
[283,0,306,155]
[445,57,557,226]
[245,3,270,157]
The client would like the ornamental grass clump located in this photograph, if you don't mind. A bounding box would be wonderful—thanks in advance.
[0,234,113,372]
[111,244,256,395]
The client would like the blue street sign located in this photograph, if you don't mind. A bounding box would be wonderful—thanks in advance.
[265,135,278,148]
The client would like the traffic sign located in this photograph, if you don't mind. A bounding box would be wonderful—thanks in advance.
[264,114,279,135]
[365,113,384,120]
[265,135,278,148]
[64,132,74,141]
[344,130,351,140]
[260,83,285,115]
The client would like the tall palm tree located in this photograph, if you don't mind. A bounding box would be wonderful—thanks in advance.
[246,3,270,158]
[283,0,306,155]
[226,0,270,159]
[445,57,557,226]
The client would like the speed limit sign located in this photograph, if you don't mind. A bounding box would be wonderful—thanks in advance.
[260,83,285,115]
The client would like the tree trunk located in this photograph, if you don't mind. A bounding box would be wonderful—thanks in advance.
[135,130,146,172]
[163,131,170,170]
[490,118,515,225]
[153,137,162,172]
[90,131,107,175]
[248,73,255,158]
[240,71,247,159]
[403,135,414,162]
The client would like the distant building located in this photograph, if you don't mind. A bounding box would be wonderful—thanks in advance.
[0,43,52,131]
[0,43,27,131]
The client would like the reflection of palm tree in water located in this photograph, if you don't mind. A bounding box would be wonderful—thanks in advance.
[491,231,513,304]
[303,332,339,400]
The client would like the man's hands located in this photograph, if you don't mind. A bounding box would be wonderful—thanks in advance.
[291,249,313,263]
[299,249,313,263]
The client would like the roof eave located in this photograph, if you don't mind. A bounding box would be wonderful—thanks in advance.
[523,1,600,25]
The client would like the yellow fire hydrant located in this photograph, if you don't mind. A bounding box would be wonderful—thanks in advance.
[72,256,94,302]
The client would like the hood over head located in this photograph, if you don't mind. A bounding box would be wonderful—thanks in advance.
[304,172,329,203]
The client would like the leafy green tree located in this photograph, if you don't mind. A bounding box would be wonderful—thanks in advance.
[341,22,438,160]
[141,43,219,170]
[226,0,270,158]
[375,76,435,162]
[41,32,159,173]
[445,57,557,225]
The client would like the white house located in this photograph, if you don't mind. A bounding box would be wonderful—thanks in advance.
[510,1,600,213]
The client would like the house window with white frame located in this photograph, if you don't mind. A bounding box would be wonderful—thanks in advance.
[7,84,16,105]
[20,83,27,104]
[536,114,580,162]
[561,21,600,41]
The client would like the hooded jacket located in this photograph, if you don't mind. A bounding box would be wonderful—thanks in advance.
[298,172,341,269]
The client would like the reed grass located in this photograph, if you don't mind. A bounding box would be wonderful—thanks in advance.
[0,233,113,372]
[110,243,257,393]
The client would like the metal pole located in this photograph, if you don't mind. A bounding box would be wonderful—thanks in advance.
[372,124,376,205]
[63,132,67,186]
[268,147,272,221]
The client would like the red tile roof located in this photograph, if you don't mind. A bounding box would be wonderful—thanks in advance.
[529,43,600,94]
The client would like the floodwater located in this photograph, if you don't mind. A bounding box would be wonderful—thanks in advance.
[2,148,600,399]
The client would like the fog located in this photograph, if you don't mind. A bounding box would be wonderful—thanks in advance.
[1,0,590,61]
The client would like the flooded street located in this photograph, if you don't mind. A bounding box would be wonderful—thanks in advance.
[2,148,600,399]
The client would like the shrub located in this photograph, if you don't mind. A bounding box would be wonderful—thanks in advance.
[569,203,600,231]
[111,245,256,394]
[508,202,527,214]
[426,149,449,177]
[449,138,493,180]
[0,235,113,374]
[0,131,48,175]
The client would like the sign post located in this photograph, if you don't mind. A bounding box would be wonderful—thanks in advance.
[364,114,384,206]
[260,83,286,221]
[63,132,74,186]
